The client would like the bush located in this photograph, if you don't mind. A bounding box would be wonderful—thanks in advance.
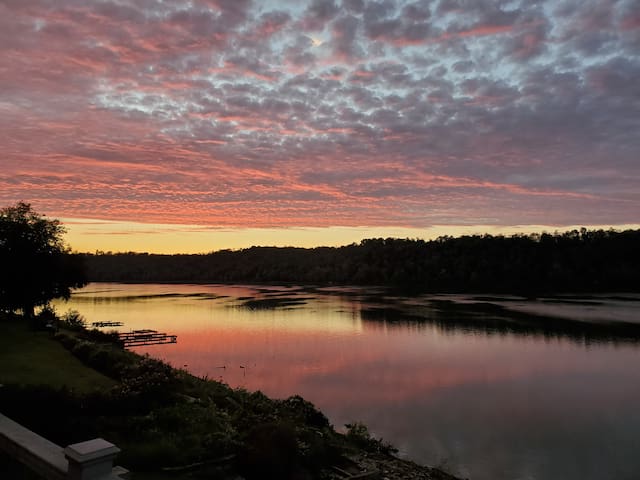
[35,305,58,330]
[83,328,122,345]
[60,310,87,331]
[296,426,342,472]
[70,340,94,362]
[238,422,300,479]
[280,395,330,429]
[119,437,183,470]
[54,331,78,350]
[117,355,179,406]
[54,330,131,380]
[345,422,398,454]
[86,348,115,374]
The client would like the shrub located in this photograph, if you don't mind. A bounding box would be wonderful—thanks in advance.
[296,426,342,472]
[345,422,398,454]
[54,331,78,350]
[70,340,94,362]
[280,395,330,429]
[61,310,87,331]
[86,348,115,374]
[84,328,122,346]
[237,422,299,479]
[35,304,58,329]
[117,355,179,406]
[119,437,183,470]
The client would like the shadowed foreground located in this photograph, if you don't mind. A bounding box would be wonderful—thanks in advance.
[0,315,460,480]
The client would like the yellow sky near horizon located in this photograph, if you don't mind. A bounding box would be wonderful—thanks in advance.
[60,218,640,254]
[4,0,640,259]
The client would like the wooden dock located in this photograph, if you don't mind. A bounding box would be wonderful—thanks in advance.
[91,321,124,327]
[117,329,177,347]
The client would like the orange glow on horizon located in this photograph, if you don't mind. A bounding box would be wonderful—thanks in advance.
[61,218,640,254]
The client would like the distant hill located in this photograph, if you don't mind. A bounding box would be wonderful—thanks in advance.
[79,228,640,294]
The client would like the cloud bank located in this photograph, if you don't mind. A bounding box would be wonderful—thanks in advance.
[1,0,638,228]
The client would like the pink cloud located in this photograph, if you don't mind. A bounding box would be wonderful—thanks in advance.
[0,0,638,233]
[455,24,514,38]
[621,15,640,30]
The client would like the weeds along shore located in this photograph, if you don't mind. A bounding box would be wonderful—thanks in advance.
[0,311,462,480]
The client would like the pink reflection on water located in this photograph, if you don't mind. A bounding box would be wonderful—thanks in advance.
[59,284,640,480]
[134,312,632,413]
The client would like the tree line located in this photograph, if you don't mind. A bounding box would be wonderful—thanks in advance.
[83,228,640,293]
[2,201,637,312]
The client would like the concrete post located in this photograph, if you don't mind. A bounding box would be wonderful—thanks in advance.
[64,438,120,480]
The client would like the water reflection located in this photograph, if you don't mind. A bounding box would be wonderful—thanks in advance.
[54,284,640,480]
[359,297,640,346]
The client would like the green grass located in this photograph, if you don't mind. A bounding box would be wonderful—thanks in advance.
[0,318,115,392]
[0,317,431,480]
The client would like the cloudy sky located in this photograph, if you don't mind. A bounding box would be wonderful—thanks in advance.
[1,0,638,252]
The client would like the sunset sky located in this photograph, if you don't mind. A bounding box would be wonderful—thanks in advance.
[1,0,638,253]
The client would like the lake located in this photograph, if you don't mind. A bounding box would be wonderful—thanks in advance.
[54,283,640,480]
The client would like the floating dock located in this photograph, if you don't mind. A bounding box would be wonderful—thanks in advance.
[117,329,177,347]
[92,321,124,327]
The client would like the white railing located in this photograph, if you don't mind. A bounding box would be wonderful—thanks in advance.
[0,413,128,480]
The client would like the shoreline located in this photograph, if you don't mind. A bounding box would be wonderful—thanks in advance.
[0,315,463,480]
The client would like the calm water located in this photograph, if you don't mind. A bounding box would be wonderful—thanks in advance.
[54,283,640,480]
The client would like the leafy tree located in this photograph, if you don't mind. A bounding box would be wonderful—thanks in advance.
[81,228,640,293]
[0,202,86,318]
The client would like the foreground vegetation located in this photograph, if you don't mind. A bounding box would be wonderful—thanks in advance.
[0,316,114,392]
[0,313,457,479]
[83,228,640,293]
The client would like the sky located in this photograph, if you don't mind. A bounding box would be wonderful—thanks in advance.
[1,0,639,253]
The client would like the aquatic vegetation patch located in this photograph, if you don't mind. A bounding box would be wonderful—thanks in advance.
[360,306,426,322]
[240,296,313,310]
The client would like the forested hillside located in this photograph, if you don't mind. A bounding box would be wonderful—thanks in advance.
[80,229,640,293]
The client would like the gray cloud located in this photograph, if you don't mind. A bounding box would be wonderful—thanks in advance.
[0,0,638,228]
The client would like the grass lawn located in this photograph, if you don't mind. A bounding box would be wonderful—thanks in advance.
[0,318,115,392]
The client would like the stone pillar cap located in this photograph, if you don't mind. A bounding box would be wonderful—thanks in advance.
[64,438,120,463]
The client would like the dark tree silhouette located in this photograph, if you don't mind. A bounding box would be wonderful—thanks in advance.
[0,202,87,318]
[82,228,640,294]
